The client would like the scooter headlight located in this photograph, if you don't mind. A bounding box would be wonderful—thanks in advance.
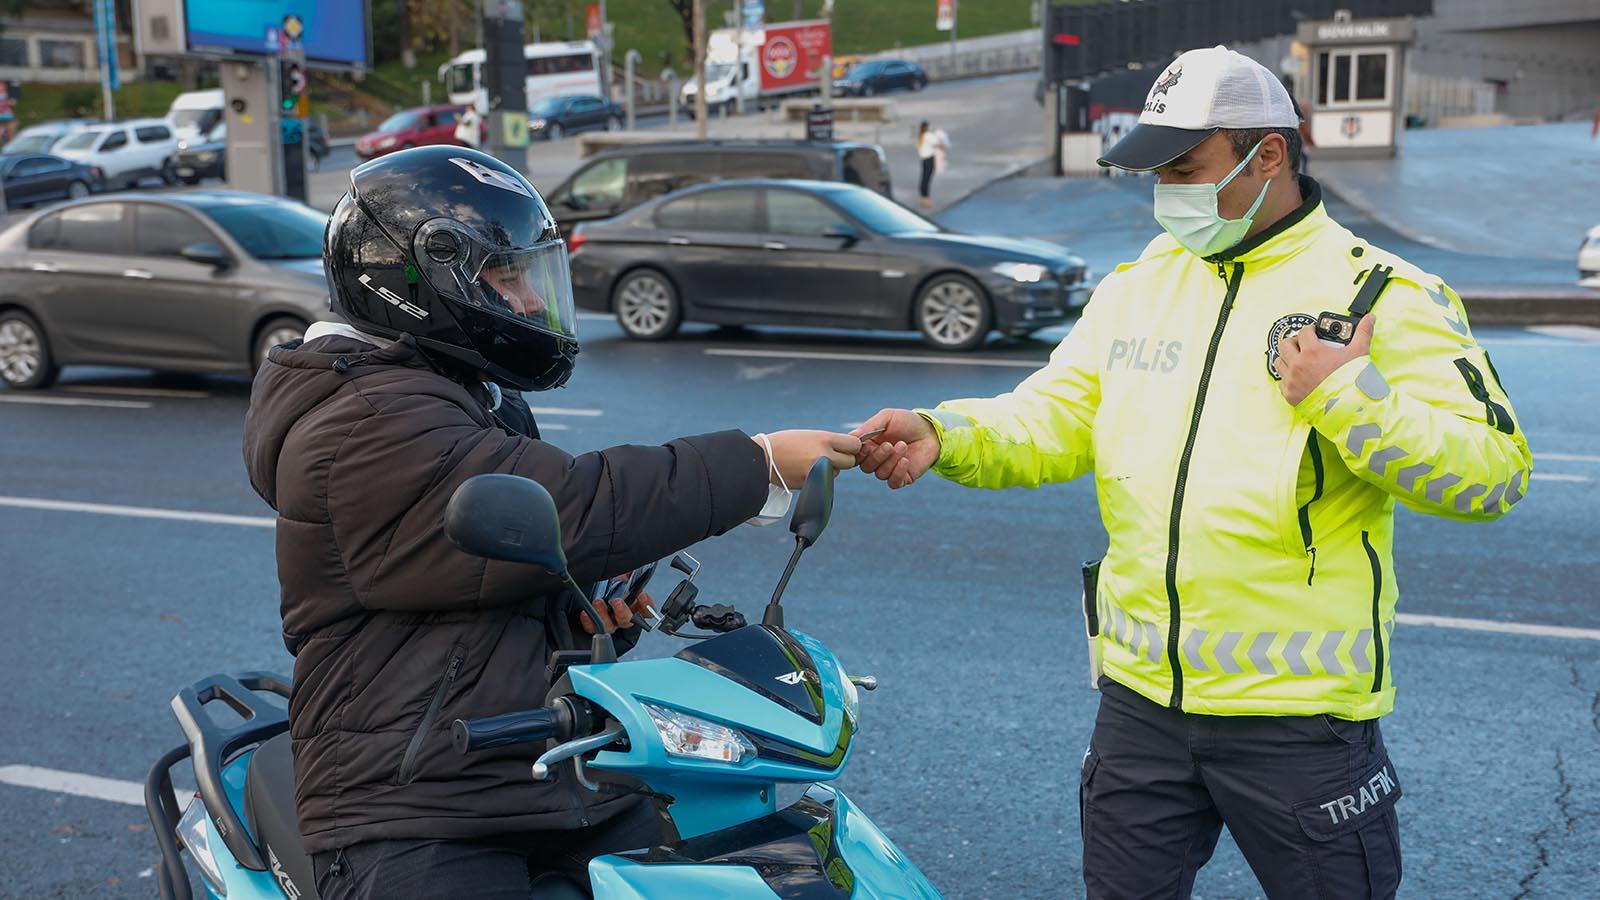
[176,792,228,896]
[643,703,755,765]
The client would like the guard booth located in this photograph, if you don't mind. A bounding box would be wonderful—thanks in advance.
[1295,15,1415,159]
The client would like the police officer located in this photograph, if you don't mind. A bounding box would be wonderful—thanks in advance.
[851,47,1531,898]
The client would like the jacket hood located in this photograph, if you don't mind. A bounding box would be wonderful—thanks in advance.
[243,333,429,509]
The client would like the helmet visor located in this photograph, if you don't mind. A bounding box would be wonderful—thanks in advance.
[455,240,578,340]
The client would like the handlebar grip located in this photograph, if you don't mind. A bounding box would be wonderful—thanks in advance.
[453,706,565,754]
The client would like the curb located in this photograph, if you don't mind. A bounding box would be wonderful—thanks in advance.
[1454,285,1600,327]
[936,156,1050,216]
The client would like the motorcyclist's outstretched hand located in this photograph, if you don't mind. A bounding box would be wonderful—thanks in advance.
[758,430,862,487]
[852,409,941,490]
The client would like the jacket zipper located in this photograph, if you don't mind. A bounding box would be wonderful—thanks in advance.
[1297,433,1325,585]
[1164,260,1243,709]
[398,648,463,784]
[1361,531,1385,692]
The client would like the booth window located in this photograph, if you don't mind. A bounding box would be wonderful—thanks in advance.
[1316,48,1392,107]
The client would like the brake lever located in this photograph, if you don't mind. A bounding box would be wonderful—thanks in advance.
[531,723,627,781]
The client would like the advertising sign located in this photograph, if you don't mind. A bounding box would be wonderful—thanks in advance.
[759,21,831,93]
[183,0,370,69]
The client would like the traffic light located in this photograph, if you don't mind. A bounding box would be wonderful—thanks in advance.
[279,61,306,112]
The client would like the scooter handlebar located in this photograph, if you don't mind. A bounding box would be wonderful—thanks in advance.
[453,705,567,754]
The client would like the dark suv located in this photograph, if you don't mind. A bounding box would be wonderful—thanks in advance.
[544,140,890,235]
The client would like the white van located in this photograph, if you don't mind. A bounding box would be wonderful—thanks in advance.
[167,88,225,146]
[53,119,179,189]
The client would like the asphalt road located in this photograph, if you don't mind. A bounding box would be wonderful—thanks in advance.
[1,314,1597,899]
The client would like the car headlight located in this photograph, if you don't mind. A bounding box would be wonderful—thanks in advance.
[176,140,189,151]
[377,136,396,148]
[643,703,755,764]
[176,793,228,896]
[529,118,547,128]
[993,261,1049,283]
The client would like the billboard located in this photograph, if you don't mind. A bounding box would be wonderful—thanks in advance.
[183,0,370,69]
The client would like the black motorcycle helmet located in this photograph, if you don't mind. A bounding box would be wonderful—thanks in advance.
[324,145,579,391]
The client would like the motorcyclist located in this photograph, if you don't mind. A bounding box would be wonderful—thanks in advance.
[241,145,859,899]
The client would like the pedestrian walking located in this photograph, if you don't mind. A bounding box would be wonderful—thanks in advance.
[916,120,948,210]
[853,46,1530,899]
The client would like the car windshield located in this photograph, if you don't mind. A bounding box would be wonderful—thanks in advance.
[530,97,565,116]
[2,134,52,154]
[56,129,103,151]
[846,62,880,78]
[377,111,420,132]
[706,63,736,81]
[203,202,328,260]
[171,108,212,130]
[826,187,939,235]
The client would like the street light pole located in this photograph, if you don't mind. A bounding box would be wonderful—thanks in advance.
[950,0,959,71]
[694,0,707,138]
[599,0,610,98]
[733,0,744,116]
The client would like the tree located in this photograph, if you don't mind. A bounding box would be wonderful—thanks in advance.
[665,0,696,66]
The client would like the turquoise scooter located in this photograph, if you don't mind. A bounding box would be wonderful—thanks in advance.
[145,460,942,899]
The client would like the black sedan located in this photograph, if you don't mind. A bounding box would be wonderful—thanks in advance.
[0,191,330,389]
[529,94,624,140]
[0,153,97,210]
[569,179,1088,351]
[173,122,329,185]
[834,59,928,97]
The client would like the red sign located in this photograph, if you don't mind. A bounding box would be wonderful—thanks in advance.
[585,3,602,38]
[1052,33,1081,46]
[936,0,954,32]
[759,21,831,93]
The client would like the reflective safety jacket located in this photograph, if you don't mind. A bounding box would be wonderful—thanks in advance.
[919,178,1531,719]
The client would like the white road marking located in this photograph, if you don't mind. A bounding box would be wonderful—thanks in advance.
[540,422,571,431]
[0,394,151,409]
[1396,613,1600,642]
[0,496,275,528]
[1529,473,1591,483]
[704,348,1039,368]
[1476,338,1600,348]
[59,385,211,398]
[527,406,603,417]
[1537,453,1600,464]
[1527,325,1600,343]
[0,764,144,807]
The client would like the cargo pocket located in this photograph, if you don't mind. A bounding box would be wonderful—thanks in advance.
[1078,746,1101,848]
[397,642,466,785]
[1292,756,1403,899]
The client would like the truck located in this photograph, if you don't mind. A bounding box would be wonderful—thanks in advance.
[680,20,832,115]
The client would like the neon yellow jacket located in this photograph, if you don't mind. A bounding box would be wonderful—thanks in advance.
[919,181,1531,719]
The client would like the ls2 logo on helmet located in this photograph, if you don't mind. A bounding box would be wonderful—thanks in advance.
[359,274,430,320]
[448,157,532,198]
[1266,313,1317,381]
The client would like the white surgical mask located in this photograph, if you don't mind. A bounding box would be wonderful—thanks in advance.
[1153,138,1269,258]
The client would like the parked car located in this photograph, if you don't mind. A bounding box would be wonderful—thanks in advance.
[172,122,328,185]
[1580,224,1600,282]
[355,104,468,160]
[0,153,98,209]
[50,119,179,190]
[2,118,102,155]
[568,179,1088,351]
[528,94,623,140]
[834,59,927,96]
[545,140,891,236]
[0,191,330,389]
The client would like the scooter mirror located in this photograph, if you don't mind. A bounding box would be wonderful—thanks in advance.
[445,474,568,574]
[789,457,837,547]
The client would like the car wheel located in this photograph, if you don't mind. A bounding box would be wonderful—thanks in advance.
[66,180,90,199]
[253,316,307,372]
[613,270,682,341]
[160,158,178,185]
[914,274,991,352]
[606,116,622,132]
[862,83,876,97]
[916,76,928,90]
[548,122,564,140]
[0,309,61,390]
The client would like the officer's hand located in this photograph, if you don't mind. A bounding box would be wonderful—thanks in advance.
[758,430,862,487]
[1275,314,1375,407]
[851,409,941,490]
[579,591,655,635]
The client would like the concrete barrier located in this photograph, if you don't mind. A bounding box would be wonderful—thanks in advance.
[575,132,686,158]
[1455,286,1600,327]
[777,98,895,123]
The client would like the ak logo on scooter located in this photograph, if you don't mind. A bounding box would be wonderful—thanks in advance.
[268,847,302,899]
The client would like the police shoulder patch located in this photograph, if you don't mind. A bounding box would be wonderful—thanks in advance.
[1266,313,1317,381]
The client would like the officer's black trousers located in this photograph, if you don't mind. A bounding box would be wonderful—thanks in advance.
[1081,678,1403,900]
